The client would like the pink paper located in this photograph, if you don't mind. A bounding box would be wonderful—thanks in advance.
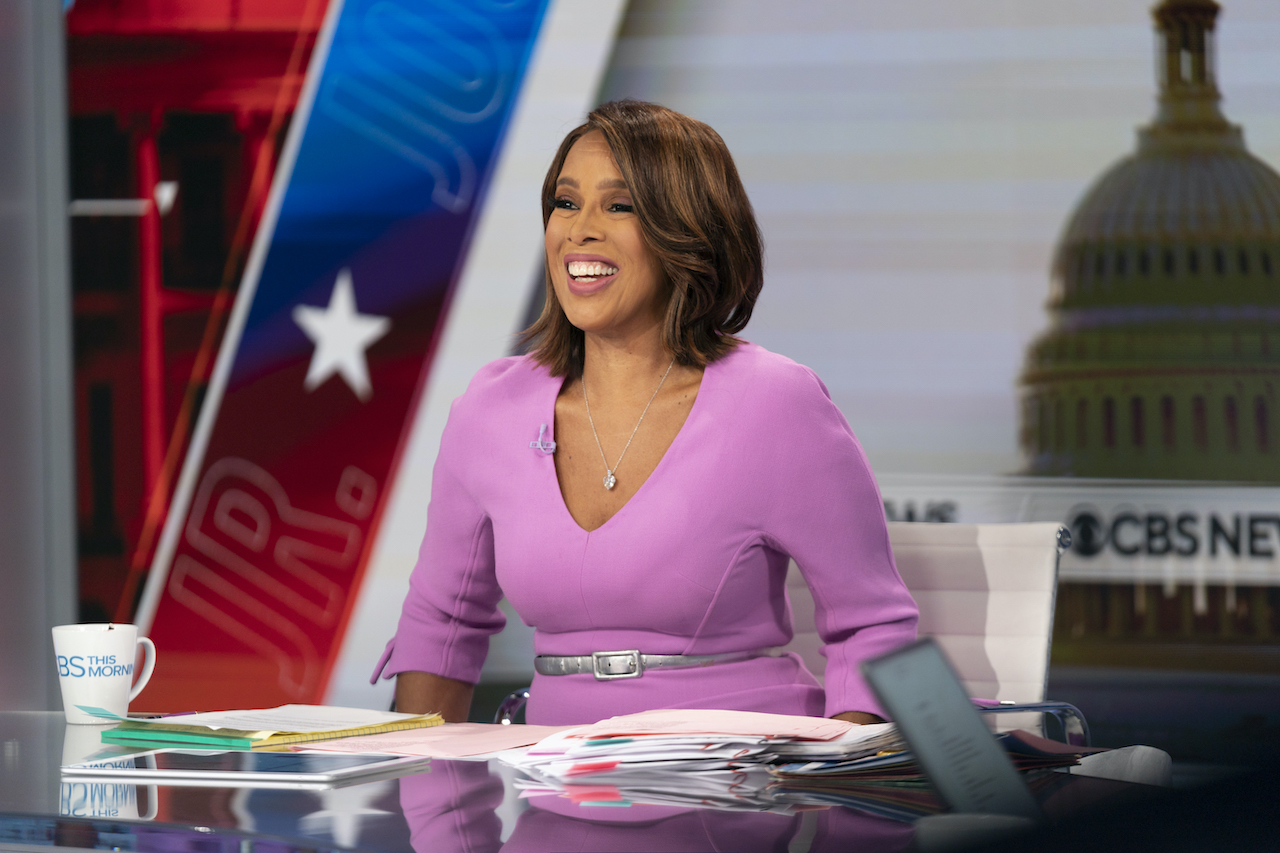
[296,723,575,758]
[576,709,852,740]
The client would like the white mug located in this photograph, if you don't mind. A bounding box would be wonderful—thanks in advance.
[52,623,157,724]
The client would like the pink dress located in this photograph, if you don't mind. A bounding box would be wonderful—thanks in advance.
[372,343,918,724]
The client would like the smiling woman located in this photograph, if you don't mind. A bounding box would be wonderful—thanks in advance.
[542,132,670,352]
[528,100,763,377]
[373,100,918,727]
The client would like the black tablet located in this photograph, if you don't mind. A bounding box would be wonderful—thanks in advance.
[862,637,1042,820]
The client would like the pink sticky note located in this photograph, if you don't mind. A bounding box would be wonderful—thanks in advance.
[565,784,624,802]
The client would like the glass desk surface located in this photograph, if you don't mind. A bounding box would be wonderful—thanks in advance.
[0,712,1153,853]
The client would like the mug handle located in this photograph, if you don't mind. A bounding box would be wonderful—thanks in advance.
[130,636,156,702]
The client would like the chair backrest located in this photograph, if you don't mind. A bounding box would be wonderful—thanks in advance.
[784,521,1064,704]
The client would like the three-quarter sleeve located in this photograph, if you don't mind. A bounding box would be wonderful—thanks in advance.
[762,364,918,719]
[375,399,506,686]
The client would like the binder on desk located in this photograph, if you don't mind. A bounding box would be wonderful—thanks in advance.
[84,704,444,750]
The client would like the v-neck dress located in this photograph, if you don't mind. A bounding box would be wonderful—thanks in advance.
[372,342,918,725]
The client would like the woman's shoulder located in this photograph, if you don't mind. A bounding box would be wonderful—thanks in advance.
[711,341,855,445]
[714,341,831,403]
[450,355,556,418]
[715,344,864,476]
[468,353,552,390]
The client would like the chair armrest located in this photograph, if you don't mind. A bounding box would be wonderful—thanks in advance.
[975,700,1091,747]
[494,689,530,725]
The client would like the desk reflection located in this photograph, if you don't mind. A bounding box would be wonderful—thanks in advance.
[59,723,158,822]
[400,761,914,853]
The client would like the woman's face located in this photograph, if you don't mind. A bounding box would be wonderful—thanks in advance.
[545,131,668,341]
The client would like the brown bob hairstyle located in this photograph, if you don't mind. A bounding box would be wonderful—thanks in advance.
[521,100,764,378]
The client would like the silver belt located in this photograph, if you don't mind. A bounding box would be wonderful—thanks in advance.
[534,649,767,681]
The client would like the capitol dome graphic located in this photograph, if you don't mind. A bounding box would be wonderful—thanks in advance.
[1020,0,1280,481]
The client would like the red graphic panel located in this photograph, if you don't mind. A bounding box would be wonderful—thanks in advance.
[160,459,365,704]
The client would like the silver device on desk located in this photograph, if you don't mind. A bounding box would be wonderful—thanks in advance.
[62,749,433,790]
[862,637,1042,820]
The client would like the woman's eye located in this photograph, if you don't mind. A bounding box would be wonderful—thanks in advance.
[553,198,577,211]
[609,202,634,213]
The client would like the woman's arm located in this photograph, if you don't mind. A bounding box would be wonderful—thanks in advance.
[833,711,884,725]
[395,671,475,722]
[763,363,919,721]
[375,391,506,701]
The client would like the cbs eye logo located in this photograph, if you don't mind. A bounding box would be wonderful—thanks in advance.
[1065,505,1273,558]
[1068,510,1107,557]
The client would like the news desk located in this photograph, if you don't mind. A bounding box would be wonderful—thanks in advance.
[0,712,1158,853]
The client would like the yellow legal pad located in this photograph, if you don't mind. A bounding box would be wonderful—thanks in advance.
[95,704,444,750]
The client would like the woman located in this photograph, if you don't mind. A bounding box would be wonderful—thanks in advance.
[372,100,917,726]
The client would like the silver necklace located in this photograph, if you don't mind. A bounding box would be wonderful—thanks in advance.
[583,357,676,491]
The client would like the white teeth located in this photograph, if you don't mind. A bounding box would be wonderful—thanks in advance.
[567,261,618,278]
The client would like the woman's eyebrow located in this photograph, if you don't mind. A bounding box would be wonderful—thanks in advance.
[555,176,628,191]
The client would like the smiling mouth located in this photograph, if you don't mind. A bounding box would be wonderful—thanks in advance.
[567,261,619,282]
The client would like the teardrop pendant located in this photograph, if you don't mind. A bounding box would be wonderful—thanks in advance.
[583,357,674,496]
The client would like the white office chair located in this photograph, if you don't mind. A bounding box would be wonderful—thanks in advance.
[784,521,1089,744]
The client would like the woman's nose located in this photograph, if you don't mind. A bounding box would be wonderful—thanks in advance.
[567,206,602,244]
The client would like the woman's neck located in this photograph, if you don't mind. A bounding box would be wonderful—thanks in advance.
[580,328,674,404]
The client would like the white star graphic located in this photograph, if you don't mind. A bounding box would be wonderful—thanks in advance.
[292,268,391,401]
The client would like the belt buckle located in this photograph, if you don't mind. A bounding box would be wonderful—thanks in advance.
[592,649,642,680]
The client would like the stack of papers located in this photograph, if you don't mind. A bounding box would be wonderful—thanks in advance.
[765,729,1096,820]
[770,730,1090,782]
[765,722,903,762]
[766,774,944,822]
[501,709,908,812]
[766,745,1084,823]
[87,705,444,750]
[504,709,885,780]
[500,711,1099,821]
